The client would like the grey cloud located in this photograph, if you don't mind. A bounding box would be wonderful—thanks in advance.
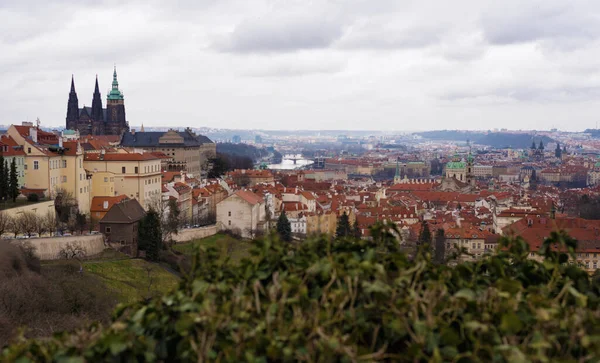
[440,86,600,103]
[215,16,344,53]
[335,23,442,50]
[482,3,600,46]
[242,60,346,78]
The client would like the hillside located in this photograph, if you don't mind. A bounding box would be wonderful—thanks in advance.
[3,225,600,361]
[416,130,555,149]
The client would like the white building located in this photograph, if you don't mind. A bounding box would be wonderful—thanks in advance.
[216,190,266,238]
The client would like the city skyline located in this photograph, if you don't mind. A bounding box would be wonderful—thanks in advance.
[3,0,600,131]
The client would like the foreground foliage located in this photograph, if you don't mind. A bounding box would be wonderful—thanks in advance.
[3,224,600,361]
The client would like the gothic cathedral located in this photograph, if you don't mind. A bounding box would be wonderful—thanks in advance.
[66,67,129,136]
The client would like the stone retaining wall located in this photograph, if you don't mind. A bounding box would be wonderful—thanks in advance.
[172,225,218,243]
[9,235,105,260]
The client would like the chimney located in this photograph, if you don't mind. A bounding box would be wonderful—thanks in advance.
[131,129,136,135]
[30,127,38,144]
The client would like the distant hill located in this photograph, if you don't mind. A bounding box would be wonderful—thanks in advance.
[416,130,555,149]
[217,143,268,161]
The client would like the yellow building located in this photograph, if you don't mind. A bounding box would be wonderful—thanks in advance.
[7,124,91,214]
[91,171,116,197]
[84,151,161,209]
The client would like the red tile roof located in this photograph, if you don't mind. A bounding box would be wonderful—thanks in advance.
[234,190,263,205]
[91,195,128,212]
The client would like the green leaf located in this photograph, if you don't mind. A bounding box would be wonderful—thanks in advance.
[454,288,476,301]
[500,312,523,334]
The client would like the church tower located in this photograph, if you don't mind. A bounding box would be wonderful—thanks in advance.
[393,158,401,184]
[105,66,129,135]
[91,76,105,135]
[66,76,79,130]
[466,151,475,186]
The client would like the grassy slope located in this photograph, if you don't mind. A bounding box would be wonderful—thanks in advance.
[173,233,253,263]
[84,259,179,304]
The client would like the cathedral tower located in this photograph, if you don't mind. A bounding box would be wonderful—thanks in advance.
[105,66,129,135]
[91,76,105,134]
[66,76,79,130]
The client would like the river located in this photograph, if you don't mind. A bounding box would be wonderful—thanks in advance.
[267,154,313,170]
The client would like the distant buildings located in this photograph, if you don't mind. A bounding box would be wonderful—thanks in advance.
[120,128,215,177]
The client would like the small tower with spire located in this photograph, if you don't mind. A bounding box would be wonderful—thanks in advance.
[393,157,401,184]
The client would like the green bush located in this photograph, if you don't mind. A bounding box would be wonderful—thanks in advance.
[3,224,600,361]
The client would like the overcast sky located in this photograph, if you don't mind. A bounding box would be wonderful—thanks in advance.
[2,0,600,131]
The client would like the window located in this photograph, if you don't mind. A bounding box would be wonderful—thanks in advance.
[79,159,82,168]
[80,174,82,181]
[80,188,82,193]
[135,167,139,174]
[33,161,39,170]
[105,227,111,233]
[122,167,126,174]
[63,160,67,168]
[228,211,231,217]
[24,164,27,170]
[228,220,231,226]
[28,147,31,154]
[104,177,108,182]
[62,176,67,183]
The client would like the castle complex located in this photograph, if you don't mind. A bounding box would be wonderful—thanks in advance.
[66,67,129,136]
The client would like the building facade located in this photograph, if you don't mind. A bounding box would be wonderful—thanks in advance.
[84,152,162,209]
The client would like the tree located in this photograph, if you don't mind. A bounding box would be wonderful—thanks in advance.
[165,198,181,245]
[9,157,19,202]
[276,211,292,242]
[54,188,78,228]
[418,220,432,245]
[33,214,48,237]
[353,219,362,239]
[138,208,162,261]
[0,211,11,237]
[434,228,446,264]
[335,212,352,238]
[0,154,5,200]
[207,155,230,179]
[3,160,9,201]
[75,212,87,235]
[57,242,87,260]
[16,212,38,237]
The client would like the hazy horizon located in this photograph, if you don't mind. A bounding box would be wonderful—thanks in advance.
[3,0,600,131]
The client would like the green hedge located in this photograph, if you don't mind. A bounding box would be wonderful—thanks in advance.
[3,224,600,362]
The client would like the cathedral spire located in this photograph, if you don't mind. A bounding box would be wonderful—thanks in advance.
[70,75,76,94]
[91,75,104,122]
[66,75,80,129]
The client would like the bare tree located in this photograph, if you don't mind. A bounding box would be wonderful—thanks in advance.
[44,212,58,236]
[33,214,48,237]
[143,265,157,302]
[57,242,87,260]
[0,211,11,237]
[10,216,22,237]
[15,212,37,237]
[54,187,78,229]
